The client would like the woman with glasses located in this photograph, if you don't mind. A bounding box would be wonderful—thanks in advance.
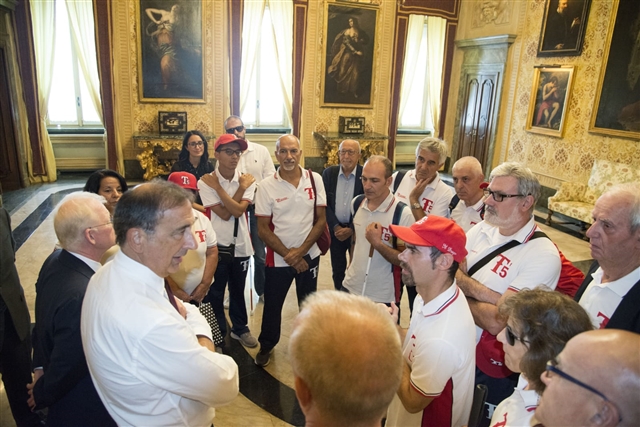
[490,287,592,427]
[172,130,214,180]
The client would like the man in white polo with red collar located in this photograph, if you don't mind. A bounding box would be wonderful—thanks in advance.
[253,134,327,367]
[385,215,476,427]
[391,137,453,221]
[455,162,560,427]
[450,156,487,233]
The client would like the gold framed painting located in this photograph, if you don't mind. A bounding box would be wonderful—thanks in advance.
[526,65,575,138]
[136,0,205,103]
[320,1,378,108]
[589,0,640,139]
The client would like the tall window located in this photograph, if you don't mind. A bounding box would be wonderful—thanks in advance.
[398,15,446,134]
[47,0,101,128]
[240,1,293,130]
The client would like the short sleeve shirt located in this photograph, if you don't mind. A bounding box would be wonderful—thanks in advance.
[392,170,453,217]
[255,166,327,267]
[450,198,485,233]
[490,375,539,427]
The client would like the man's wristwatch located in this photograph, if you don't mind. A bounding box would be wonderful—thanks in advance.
[411,202,422,210]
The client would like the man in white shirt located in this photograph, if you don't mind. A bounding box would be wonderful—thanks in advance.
[81,180,239,426]
[574,183,640,333]
[289,291,403,427]
[536,330,640,427]
[28,193,115,426]
[342,155,414,304]
[391,137,453,220]
[386,215,476,427]
[225,115,276,299]
[456,162,561,426]
[254,134,327,367]
[450,156,486,232]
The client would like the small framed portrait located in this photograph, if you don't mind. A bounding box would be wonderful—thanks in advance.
[321,2,378,108]
[526,66,575,137]
[537,0,592,57]
[137,0,205,103]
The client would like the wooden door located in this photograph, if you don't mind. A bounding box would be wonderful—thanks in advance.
[0,47,23,192]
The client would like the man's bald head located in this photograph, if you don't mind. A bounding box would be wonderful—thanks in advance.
[289,291,403,427]
[452,156,485,206]
[536,329,640,427]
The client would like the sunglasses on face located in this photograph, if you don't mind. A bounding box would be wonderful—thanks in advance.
[505,324,529,346]
[226,125,245,134]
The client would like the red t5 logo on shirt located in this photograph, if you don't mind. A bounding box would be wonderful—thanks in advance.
[491,254,512,278]
[194,230,206,243]
[304,187,315,200]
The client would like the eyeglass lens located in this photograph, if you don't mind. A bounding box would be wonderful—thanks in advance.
[188,141,204,147]
[226,126,244,134]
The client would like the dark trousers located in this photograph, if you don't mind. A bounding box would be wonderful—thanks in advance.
[207,256,251,339]
[475,367,519,427]
[0,309,42,427]
[248,207,267,296]
[329,230,351,291]
[258,256,320,351]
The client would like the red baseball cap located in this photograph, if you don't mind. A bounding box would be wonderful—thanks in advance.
[214,134,248,152]
[168,172,198,190]
[389,215,468,262]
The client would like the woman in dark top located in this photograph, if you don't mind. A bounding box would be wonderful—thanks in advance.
[171,130,214,180]
[84,169,128,217]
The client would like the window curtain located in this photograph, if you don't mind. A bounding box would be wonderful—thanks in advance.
[398,15,425,123]
[265,0,293,128]
[29,0,57,182]
[426,16,446,138]
[239,0,293,128]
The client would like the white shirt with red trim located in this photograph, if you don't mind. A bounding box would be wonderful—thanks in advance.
[342,191,414,303]
[392,170,453,217]
[490,376,539,427]
[386,283,476,427]
[254,166,327,268]
[169,209,218,295]
[451,197,485,233]
[198,169,255,257]
[578,265,640,329]
[465,217,561,342]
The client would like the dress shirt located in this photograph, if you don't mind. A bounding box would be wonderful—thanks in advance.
[81,250,239,426]
[68,251,101,272]
[334,166,357,224]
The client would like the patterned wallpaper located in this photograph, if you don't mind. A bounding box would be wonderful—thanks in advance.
[506,0,640,186]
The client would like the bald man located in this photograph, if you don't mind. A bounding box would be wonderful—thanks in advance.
[289,291,403,427]
[536,329,640,426]
[450,156,486,232]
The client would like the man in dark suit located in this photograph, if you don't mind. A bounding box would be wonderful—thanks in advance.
[27,193,116,426]
[322,139,364,290]
[0,206,42,427]
[575,183,640,333]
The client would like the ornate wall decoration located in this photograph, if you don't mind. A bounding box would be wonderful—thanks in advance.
[472,1,510,28]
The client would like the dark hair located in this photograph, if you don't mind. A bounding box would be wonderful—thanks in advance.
[499,287,593,394]
[178,130,210,165]
[429,247,459,281]
[84,169,128,194]
[113,179,194,246]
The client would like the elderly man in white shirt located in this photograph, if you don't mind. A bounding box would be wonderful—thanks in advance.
[81,180,238,427]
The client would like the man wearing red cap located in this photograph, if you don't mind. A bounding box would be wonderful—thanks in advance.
[385,215,476,427]
[199,134,258,349]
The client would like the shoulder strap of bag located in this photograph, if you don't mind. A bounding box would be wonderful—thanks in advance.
[309,169,318,223]
[393,170,407,194]
[449,194,460,213]
[390,201,407,249]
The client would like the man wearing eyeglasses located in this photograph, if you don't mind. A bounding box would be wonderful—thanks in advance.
[455,162,561,427]
[28,192,116,426]
[322,139,364,290]
[536,329,640,426]
[224,116,276,301]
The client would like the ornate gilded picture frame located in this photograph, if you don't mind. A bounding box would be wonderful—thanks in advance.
[526,66,575,138]
[537,0,592,57]
[321,2,378,108]
[137,0,205,103]
[589,0,640,139]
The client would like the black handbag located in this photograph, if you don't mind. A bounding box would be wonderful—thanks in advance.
[217,217,238,265]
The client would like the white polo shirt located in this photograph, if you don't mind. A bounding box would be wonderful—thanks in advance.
[386,284,476,427]
[255,166,327,268]
[490,376,539,427]
[578,265,640,329]
[450,197,485,233]
[465,218,561,342]
[342,192,414,303]
[198,169,255,258]
[169,209,217,295]
[392,170,453,217]
[238,140,275,184]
